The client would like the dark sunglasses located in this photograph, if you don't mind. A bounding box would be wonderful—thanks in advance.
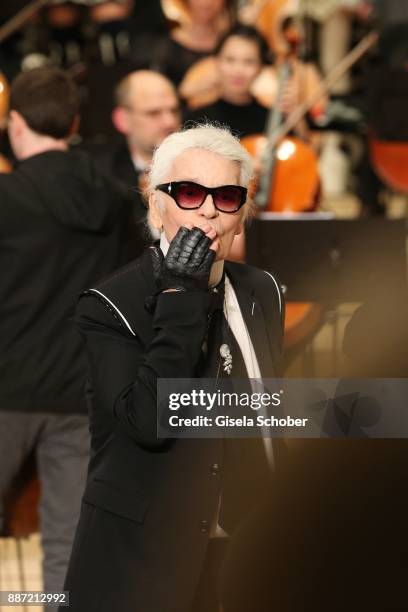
[155,181,247,213]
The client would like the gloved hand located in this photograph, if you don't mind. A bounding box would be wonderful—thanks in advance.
[150,226,216,295]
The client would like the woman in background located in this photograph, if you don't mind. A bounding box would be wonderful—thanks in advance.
[184,22,310,135]
[185,25,271,137]
[153,0,235,87]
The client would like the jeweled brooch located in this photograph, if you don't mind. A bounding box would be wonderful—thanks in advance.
[220,344,232,375]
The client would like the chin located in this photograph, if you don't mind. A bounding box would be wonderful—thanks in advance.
[214,246,228,262]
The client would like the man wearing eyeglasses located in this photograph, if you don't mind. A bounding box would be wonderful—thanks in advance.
[62,124,285,612]
[92,70,182,258]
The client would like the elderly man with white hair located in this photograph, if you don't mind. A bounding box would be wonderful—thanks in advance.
[62,124,284,612]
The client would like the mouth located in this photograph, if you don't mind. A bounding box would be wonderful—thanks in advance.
[230,78,246,87]
[207,224,220,237]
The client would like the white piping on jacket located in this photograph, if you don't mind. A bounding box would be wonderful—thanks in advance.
[87,288,136,336]
[263,271,283,315]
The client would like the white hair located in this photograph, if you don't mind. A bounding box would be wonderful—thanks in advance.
[148,123,253,192]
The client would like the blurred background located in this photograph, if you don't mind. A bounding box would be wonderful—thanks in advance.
[0,1,408,609]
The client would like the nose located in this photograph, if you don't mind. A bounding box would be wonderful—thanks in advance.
[199,193,218,218]
[162,111,179,131]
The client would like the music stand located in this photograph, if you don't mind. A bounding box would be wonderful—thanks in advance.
[246,215,407,302]
[246,215,408,375]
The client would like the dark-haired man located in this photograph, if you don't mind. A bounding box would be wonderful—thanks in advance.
[0,67,129,592]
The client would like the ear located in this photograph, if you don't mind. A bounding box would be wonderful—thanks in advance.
[9,110,27,135]
[68,114,80,137]
[67,115,81,140]
[148,191,164,231]
[111,106,130,135]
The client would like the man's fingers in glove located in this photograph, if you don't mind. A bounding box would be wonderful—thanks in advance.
[177,227,207,266]
[168,226,190,261]
[191,232,213,266]
[203,247,216,271]
[150,246,164,279]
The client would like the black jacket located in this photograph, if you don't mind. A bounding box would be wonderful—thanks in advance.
[88,139,150,259]
[63,249,284,612]
[0,149,129,413]
[185,97,268,139]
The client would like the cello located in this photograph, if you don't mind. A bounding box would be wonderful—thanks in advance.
[0,72,12,172]
[242,30,379,213]
[241,45,322,350]
[370,138,408,194]
[241,17,321,212]
[239,0,298,55]
[242,31,378,351]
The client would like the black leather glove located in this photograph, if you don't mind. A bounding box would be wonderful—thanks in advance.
[150,227,216,295]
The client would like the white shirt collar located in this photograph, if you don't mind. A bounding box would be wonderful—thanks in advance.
[131,153,149,173]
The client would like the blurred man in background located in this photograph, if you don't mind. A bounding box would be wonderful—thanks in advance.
[93,69,182,257]
[0,67,130,592]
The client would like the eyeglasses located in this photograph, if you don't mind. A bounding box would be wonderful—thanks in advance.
[155,181,247,213]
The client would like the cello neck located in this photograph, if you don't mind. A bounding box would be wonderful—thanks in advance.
[268,30,379,149]
[255,60,291,209]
